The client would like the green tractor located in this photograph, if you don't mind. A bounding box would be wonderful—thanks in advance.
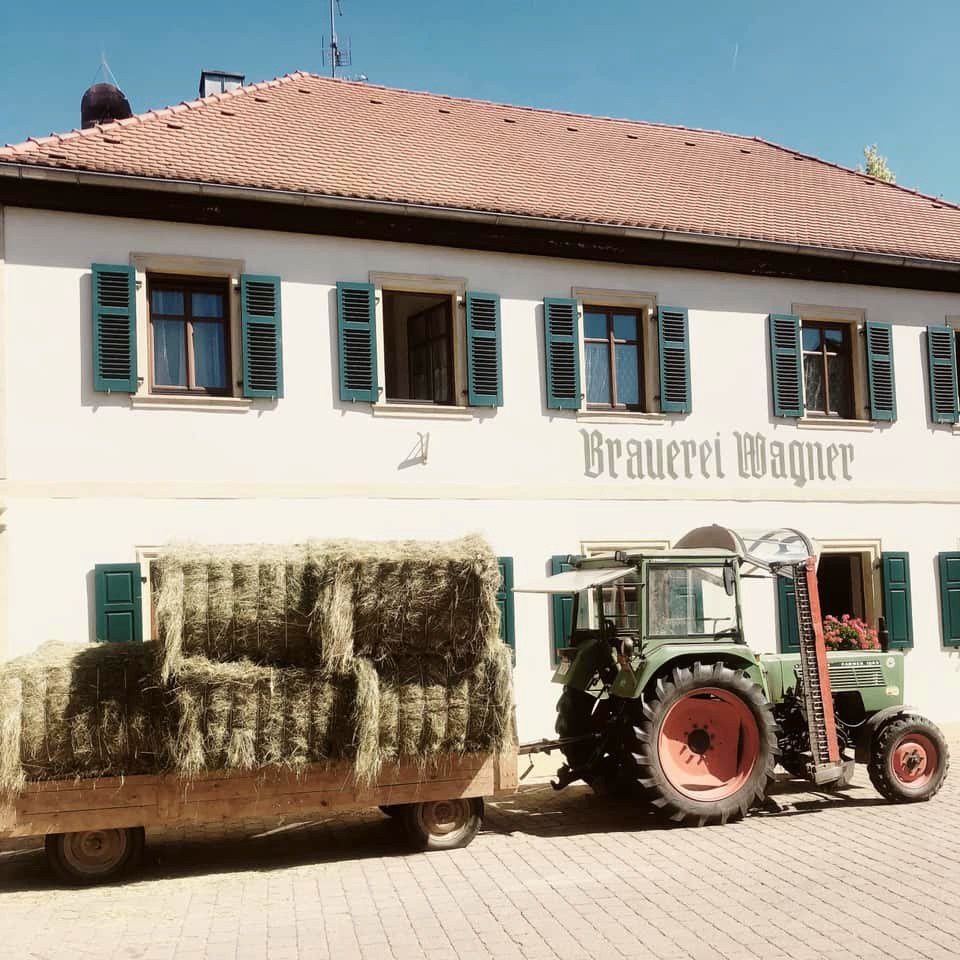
[518,526,949,826]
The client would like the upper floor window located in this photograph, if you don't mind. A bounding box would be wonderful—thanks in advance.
[769,306,896,423]
[544,289,691,416]
[149,277,231,395]
[801,321,853,419]
[383,290,455,405]
[583,306,644,410]
[336,272,503,412]
[90,256,283,405]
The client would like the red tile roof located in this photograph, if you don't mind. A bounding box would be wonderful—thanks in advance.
[3,71,960,265]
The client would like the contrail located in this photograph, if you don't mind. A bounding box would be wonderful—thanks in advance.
[732,42,739,72]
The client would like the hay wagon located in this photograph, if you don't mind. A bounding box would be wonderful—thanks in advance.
[0,745,518,884]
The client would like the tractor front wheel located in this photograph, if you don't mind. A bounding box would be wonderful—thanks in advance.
[867,715,949,803]
[631,662,777,826]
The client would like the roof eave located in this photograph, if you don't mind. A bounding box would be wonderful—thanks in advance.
[2,160,960,274]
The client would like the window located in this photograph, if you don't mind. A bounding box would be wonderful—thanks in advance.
[801,321,853,418]
[544,288,689,416]
[771,305,897,423]
[583,306,644,410]
[383,291,455,404]
[817,553,866,619]
[646,564,738,639]
[148,277,231,395]
[574,571,641,631]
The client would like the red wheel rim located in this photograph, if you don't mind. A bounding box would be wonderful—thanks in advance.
[658,687,760,801]
[891,733,938,789]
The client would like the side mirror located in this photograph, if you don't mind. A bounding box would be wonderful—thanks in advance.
[723,564,736,597]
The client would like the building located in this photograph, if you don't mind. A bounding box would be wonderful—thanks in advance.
[2,71,960,740]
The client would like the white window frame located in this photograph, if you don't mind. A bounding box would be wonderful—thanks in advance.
[571,287,663,423]
[131,253,248,409]
[815,538,882,626]
[793,303,873,430]
[134,546,162,643]
[369,271,470,419]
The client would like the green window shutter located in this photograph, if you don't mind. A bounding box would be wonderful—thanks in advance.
[240,274,283,398]
[881,551,913,649]
[337,281,379,402]
[657,306,691,413]
[92,263,137,393]
[465,292,503,406]
[496,557,515,656]
[866,321,897,421]
[550,554,583,662]
[768,313,803,418]
[938,552,960,646]
[776,575,800,653]
[95,563,143,643]
[544,298,581,409]
[926,326,959,424]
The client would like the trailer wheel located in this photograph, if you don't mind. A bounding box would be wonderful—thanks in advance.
[45,826,145,885]
[868,715,949,803]
[631,662,777,826]
[400,798,483,851]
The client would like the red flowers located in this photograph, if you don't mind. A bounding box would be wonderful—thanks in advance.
[822,614,880,651]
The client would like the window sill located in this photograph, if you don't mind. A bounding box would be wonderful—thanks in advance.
[795,417,876,433]
[576,410,668,425]
[371,403,474,420]
[131,394,252,411]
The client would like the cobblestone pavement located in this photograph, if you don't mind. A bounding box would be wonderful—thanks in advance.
[2,760,959,960]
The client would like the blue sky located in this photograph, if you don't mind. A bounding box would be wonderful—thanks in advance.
[1,1,956,199]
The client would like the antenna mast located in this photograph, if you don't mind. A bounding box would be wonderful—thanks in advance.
[326,0,352,78]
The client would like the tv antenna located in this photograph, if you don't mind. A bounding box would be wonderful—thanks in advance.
[322,0,352,78]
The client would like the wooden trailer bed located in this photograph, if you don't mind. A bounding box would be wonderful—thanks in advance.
[0,746,518,882]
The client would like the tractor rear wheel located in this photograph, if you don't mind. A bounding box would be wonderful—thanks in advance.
[555,687,621,795]
[631,662,777,826]
[867,715,949,802]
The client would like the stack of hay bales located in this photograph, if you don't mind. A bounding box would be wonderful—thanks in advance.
[154,534,513,783]
[0,534,513,794]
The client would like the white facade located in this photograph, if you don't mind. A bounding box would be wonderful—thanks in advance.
[2,205,960,740]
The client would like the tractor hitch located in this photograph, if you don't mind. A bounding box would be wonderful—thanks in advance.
[517,734,598,757]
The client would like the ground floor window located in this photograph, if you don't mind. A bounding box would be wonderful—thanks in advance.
[817,552,867,620]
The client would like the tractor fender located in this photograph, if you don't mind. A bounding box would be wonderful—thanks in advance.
[620,644,765,700]
[854,705,918,763]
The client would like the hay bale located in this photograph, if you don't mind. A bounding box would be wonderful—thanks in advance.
[306,534,501,670]
[154,536,501,676]
[169,657,378,778]
[374,646,514,770]
[0,675,24,796]
[154,543,316,680]
[0,641,167,784]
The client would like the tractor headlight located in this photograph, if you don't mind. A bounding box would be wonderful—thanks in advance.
[620,637,635,658]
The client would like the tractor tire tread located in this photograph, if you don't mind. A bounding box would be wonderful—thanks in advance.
[633,660,776,827]
[866,714,950,803]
